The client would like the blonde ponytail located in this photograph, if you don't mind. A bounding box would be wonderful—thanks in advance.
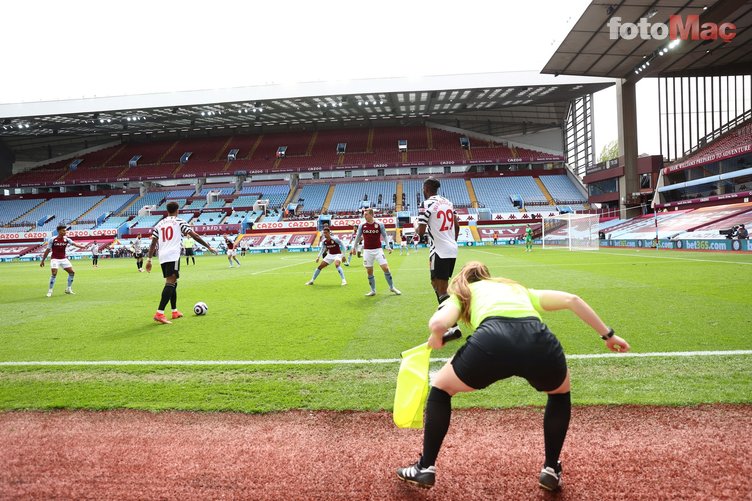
[448,261,522,325]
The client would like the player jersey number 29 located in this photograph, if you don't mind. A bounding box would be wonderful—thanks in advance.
[436,209,454,231]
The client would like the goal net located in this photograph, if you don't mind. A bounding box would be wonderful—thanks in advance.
[541,213,600,251]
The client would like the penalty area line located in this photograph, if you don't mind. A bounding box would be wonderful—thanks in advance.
[0,350,750,367]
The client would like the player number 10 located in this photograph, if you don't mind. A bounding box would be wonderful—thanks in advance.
[160,226,174,241]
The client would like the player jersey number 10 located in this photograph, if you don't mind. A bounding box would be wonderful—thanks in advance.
[160,226,174,241]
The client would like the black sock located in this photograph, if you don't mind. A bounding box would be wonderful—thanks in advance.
[543,392,571,470]
[170,282,178,310]
[421,387,452,467]
[137,260,142,270]
[158,283,176,311]
[186,257,189,265]
[191,257,195,264]
[437,293,450,305]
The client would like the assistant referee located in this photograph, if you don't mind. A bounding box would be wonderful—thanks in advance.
[397,261,630,491]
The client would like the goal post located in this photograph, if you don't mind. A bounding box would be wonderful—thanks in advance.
[541,213,600,251]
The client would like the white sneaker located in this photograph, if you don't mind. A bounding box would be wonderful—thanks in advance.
[65,288,75,295]
[390,287,402,295]
[365,290,376,296]
[305,280,314,285]
[341,280,347,286]
[46,290,52,297]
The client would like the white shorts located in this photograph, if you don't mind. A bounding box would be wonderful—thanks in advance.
[323,253,344,265]
[363,248,387,268]
[227,249,237,257]
[50,258,72,270]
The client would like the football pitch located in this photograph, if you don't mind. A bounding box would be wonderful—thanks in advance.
[1,247,750,412]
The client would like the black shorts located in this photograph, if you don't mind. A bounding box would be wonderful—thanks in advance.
[430,253,456,281]
[134,253,143,259]
[450,317,567,392]
[161,260,180,279]
[185,248,194,256]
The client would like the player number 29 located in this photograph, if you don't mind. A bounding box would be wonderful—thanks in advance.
[437,210,454,231]
[160,226,174,241]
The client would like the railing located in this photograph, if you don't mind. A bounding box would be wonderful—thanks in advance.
[681,110,752,158]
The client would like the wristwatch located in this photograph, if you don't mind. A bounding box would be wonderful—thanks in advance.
[601,328,615,341]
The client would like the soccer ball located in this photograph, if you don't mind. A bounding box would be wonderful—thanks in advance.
[194,302,208,316]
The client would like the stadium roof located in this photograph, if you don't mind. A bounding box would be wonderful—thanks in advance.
[0,72,612,157]
[542,0,752,79]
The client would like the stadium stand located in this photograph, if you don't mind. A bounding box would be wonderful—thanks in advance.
[185,200,207,210]
[129,215,163,229]
[539,175,587,204]
[199,187,235,196]
[238,184,290,208]
[121,192,166,216]
[90,194,139,217]
[295,184,330,214]
[17,195,105,231]
[327,181,397,213]
[96,216,129,229]
[470,178,523,212]
[191,212,226,225]
[0,198,46,225]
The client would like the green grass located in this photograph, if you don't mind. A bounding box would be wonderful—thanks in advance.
[1,247,750,411]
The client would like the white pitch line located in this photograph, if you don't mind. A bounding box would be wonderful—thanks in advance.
[594,250,752,265]
[0,350,750,367]
[249,260,311,275]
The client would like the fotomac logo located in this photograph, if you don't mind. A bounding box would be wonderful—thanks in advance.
[608,15,736,42]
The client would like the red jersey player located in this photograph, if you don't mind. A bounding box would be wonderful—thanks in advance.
[40,224,90,297]
[350,208,401,296]
[305,227,347,286]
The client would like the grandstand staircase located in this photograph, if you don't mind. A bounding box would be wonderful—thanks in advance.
[306,131,318,156]
[215,136,234,161]
[534,177,556,205]
[272,158,282,169]
[171,161,186,177]
[10,200,46,224]
[158,141,180,164]
[116,165,131,178]
[102,144,126,167]
[395,181,403,211]
[55,169,70,182]
[426,128,433,150]
[216,136,235,172]
[283,187,299,209]
[465,148,473,161]
[366,128,374,152]
[469,226,481,243]
[243,135,264,161]
[401,152,408,163]
[321,185,336,213]
[465,179,479,208]
[510,146,519,158]
[118,194,145,216]
[76,197,107,223]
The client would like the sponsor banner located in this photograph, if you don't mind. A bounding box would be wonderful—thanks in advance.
[191,224,241,233]
[478,226,528,238]
[66,228,117,238]
[657,190,752,209]
[329,217,395,228]
[603,238,750,251]
[663,144,752,174]
[0,231,50,240]
[254,220,317,231]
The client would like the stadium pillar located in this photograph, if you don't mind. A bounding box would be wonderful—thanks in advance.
[616,79,639,218]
